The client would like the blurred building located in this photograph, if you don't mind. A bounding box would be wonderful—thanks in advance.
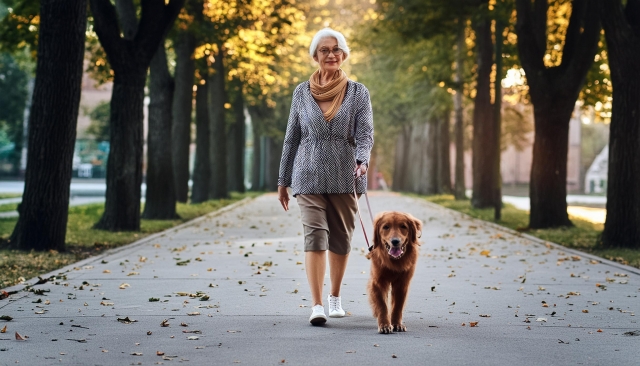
[584,145,608,194]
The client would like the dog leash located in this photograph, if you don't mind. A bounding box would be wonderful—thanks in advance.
[353,178,375,252]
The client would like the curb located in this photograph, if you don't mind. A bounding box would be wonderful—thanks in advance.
[419,199,640,277]
[3,196,256,293]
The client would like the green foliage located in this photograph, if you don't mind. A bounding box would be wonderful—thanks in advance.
[84,101,110,141]
[0,0,39,56]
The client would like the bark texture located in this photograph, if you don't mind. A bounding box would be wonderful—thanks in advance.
[90,0,184,231]
[191,79,210,203]
[437,111,452,194]
[471,15,497,208]
[515,0,600,228]
[453,22,466,199]
[9,0,87,251]
[227,79,246,193]
[172,32,196,203]
[142,44,178,219]
[207,49,229,199]
[598,0,640,249]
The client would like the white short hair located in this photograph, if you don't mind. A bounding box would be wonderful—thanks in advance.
[309,28,350,60]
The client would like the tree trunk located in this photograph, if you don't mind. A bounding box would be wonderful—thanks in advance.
[437,110,452,194]
[208,48,229,199]
[424,120,439,195]
[9,0,87,251]
[515,0,600,228]
[528,102,573,228]
[227,79,245,193]
[265,136,282,191]
[250,114,261,191]
[598,0,640,249]
[493,15,505,221]
[191,79,210,203]
[392,124,411,191]
[471,15,496,208]
[142,44,178,219]
[172,32,196,203]
[454,21,466,199]
[90,0,184,231]
[95,70,147,230]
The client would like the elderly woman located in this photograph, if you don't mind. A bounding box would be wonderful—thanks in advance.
[277,28,374,325]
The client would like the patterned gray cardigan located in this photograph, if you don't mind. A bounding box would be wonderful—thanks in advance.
[278,80,374,196]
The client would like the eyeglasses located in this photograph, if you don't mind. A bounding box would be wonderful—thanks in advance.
[318,48,343,57]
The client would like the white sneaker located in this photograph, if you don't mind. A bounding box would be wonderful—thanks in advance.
[309,304,327,325]
[328,295,345,318]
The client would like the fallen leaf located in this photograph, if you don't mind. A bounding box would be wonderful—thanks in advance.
[0,325,6,333]
[597,329,603,333]
[119,283,130,289]
[479,314,491,318]
[103,270,111,274]
[117,317,137,324]
[157,351,165,356]
[187,312,200,316]
[469,322,478,327]
[346,350,356,353]
[392,354,398,358]
[15,332,26,341]
[187,336,199,340]
[582,310,589,313]
[161,319,170,327]
[480,250,491,256]
[536,318,547,322]
[131,352,143,356]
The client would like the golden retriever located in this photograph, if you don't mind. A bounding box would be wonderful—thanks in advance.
[367,211,422,334]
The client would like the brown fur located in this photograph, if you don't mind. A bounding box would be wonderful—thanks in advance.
[366,211,422,334]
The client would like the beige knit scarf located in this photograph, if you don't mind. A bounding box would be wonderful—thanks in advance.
[309,69,348,122]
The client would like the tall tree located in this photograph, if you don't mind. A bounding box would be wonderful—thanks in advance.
[227,77,246,193]
[172,1,200,203]
[191,75,210,202]
[208,45,228,199]
[142,44,178,219]
[515,0,600,228]
[8,0,86,251]
[471,3,497,207]
[597,0,640,249]
[90,0,184,231]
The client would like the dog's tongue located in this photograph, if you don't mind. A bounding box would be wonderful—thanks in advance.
[389,246,403,258]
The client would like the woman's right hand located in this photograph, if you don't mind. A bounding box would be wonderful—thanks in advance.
[278,186,290,211]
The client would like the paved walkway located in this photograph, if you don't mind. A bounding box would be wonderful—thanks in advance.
[0,193,638,365]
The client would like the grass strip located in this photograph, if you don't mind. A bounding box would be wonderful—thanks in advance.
[421,194,640,269]
[0,192,260,289]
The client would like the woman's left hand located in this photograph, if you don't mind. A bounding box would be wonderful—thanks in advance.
[355,164,367,178]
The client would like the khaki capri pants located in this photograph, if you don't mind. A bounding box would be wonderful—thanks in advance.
[296,194,359,255]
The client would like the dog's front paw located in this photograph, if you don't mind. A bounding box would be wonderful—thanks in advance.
[378,323,393,334]
[393,323,406,332]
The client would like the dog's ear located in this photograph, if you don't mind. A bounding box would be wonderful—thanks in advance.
[406,214,423,243]
[373,211,387,250]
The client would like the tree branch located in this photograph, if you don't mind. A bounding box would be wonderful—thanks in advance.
[515,0,546,72]
[115,0,138,40]
[532,0,548,56]
[135,0,185,64]
[625,0,640,36]
[89,0,125,68]
[561,0,588,67]
[562,0,601,86]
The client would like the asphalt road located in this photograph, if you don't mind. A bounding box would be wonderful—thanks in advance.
[0,193,638,366]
